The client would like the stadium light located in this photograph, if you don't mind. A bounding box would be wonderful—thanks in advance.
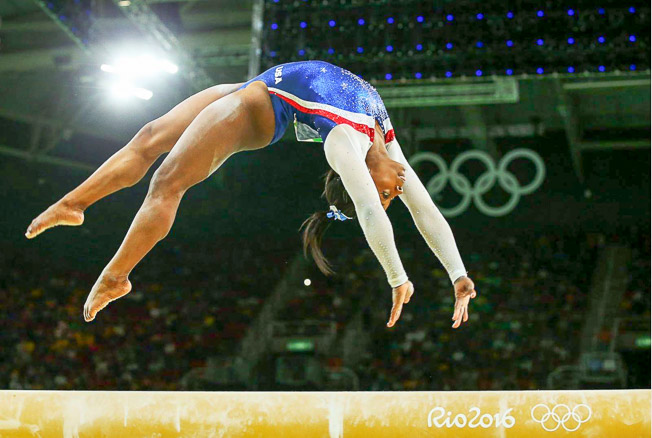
[117,0,131,6]
[109,81,153,101]
[100,55,178,77]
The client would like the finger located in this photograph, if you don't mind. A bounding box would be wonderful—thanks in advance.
[387,301,404,328]
[452,303,460,321]
[452,315,462,329]
[463,306,469,322]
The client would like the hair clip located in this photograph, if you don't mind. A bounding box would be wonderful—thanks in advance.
[326,205,352,221]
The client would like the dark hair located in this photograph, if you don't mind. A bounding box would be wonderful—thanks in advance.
[301,169,355,275]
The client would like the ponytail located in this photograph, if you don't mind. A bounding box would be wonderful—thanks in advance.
[301,170,355,275]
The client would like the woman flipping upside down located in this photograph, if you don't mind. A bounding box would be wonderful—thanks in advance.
[25,61,477,328]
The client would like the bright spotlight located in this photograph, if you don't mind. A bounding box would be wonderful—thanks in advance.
[101,64,117,73]
[303,278,311,286]
[101,55,179,77]
[117,0,131,6]
[110,81,132,99]
[159,60,179,74]
[132,87,153,100]
[109,81,153,101]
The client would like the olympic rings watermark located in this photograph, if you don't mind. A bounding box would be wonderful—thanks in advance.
[530,403,592,432]
[408,149,546,217]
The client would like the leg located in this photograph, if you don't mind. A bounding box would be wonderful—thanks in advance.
[25,82,245,239]
[83,81,275,321]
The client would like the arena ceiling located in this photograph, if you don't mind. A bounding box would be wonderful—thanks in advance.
[0,0,649,180]
[0,0,254,146]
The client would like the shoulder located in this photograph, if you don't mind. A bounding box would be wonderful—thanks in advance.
[325,124,371,159]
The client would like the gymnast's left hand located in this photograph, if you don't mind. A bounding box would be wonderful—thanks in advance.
[387,280,414,328]
[451,276,477,329]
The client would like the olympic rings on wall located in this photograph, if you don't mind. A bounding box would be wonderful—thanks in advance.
[530,403,592,432]
[408,149,546,217]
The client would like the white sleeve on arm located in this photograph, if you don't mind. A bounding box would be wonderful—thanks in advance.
[324,125,409,288]
[387,140,467,284]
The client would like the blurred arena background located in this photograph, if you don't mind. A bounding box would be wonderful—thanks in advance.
[0,0,649,393]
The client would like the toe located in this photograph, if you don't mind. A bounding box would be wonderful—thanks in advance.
[25,223,37,238]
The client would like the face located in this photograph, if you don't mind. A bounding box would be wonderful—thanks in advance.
[370,159,406,210]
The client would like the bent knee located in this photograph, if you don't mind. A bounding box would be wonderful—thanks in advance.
[130,120,171,160]
[149,165,187,197]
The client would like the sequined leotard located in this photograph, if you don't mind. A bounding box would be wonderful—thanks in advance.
[239,61,395,146]
[240,61,467,289]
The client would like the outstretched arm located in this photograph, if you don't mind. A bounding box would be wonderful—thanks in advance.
[387,140,476,328]
[324,125,408,288]
[387,140,467,283]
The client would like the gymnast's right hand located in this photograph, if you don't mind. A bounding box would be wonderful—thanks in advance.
[387,280,414,328]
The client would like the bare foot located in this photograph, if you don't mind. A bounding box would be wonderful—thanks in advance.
[25,200,84,239]
[83,273,132,322]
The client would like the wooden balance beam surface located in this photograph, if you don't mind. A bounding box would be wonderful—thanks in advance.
[0,389,649,437]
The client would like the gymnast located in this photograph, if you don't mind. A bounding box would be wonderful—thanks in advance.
[25,61,476,327]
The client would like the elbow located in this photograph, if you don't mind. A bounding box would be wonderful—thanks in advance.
[356,203,385,226]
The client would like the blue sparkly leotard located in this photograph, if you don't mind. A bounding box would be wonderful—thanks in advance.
[239,61,468,290]
[239,61,396,146]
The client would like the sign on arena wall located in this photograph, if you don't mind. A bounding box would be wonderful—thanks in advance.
[0,389,648,437]
[408,148,546,217]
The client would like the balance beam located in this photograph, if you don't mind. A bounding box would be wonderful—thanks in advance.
[0,389,649,437]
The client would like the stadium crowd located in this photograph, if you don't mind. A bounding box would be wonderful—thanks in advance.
[325,230,603,390]
[2,226,648,391]
[2,237,292,390]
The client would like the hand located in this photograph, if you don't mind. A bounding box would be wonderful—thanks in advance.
[387,280,414,328]
[452,276,477,329]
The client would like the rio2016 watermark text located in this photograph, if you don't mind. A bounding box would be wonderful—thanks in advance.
[427,406,515,429]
